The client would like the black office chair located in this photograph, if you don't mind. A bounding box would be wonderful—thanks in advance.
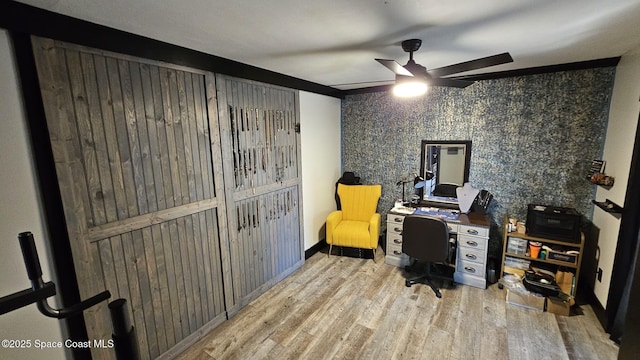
[402,215,453,298]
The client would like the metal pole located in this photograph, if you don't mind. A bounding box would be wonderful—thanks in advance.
[108,298,140,360]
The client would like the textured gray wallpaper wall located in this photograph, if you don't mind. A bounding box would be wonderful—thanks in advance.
[341,68,616,255]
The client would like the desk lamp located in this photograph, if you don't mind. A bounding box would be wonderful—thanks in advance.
[397,172,434,205]
[396,178,412,205]
[413,171,433,201]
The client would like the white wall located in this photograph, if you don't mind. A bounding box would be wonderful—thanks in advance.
[299,91,342,251]
[592,45,640,307]
[0,30,67,359]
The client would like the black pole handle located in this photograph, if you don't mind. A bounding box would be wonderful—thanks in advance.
[9,231,112,319]
[109,299,132,335]
[18,232,43,281]
[109,298,140,360]
[40,290,111,319]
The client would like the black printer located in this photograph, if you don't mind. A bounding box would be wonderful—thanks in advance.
[526,204,581,243]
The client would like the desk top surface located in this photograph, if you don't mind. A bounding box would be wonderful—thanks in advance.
[389,206,491,228]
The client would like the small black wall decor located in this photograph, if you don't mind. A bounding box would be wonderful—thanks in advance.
[341,68,616,255]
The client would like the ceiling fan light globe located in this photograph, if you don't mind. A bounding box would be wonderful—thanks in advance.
[393,81,428,97]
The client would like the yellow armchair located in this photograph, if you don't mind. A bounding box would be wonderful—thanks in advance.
[326,184,382,258]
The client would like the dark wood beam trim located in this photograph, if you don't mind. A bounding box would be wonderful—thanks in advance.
[342,84,393,95]
[454,57,621,81]
[343,57,621,96]
[2,1,620,99]
[0,1,345,99]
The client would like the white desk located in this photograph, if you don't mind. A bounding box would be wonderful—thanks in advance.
[385,207,491,289]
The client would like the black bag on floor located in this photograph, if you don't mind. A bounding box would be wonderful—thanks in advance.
[523,269,561,296]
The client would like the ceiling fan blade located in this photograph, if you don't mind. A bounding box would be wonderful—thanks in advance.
[429,78,475,88]
[330,79,394,90]
[375,59,414,77]
[428,52,513,78]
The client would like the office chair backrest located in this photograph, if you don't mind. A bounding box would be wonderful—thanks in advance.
[402,215,450,262]
[337,184,381,222]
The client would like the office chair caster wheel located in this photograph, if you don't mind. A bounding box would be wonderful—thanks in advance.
[435,291,442,298]
[405,280,411,287]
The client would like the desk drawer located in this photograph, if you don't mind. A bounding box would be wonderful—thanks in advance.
[459,224,488,238]
[386,241,404,257]
[387,214,406,224]
[387,233,404,249]
[458,246,485,265]
[456,259,486,277]
[385,234,410,267]
[387,223,404,236]
[458,234,487,251]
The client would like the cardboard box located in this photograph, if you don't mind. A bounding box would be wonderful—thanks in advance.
[503,265,525,277]
[547,296,571,316]
[506,289,545,312]
[555,270,575,295]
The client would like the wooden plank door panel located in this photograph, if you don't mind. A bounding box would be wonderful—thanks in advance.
[32,37,231,360]
[216,75,304,312]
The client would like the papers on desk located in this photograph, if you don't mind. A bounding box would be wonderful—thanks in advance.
[391,206,415,214]
[413,207,460,221]
[424,194,459,204]
[390,206,460,221]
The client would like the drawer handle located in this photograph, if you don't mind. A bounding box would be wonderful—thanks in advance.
[464,266,476,273]
[465,253,477,260]
[394,227,403,233]
[467,229,479,235]
[393,250,402,255]
[466,240,478,247]
[394,217,403,222]
[393,239,402,244]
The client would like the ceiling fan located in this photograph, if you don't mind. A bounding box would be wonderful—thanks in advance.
[376,39,513,96]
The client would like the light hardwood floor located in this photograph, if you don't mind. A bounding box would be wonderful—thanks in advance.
[177,248,618,360]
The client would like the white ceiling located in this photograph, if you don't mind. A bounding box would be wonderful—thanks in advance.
[16,0,640,90]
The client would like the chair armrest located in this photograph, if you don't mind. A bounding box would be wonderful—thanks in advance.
[326,210,343,245]
[369,213,381,249]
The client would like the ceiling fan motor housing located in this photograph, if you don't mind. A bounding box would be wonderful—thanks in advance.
[401,39,422,53]
[403,60,429,78]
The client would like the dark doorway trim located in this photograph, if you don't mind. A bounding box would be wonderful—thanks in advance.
[607,113,640,344]
[9,31,91,359]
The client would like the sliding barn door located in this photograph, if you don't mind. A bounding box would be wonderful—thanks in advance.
[216,75,304,311]
[32,37,232,360]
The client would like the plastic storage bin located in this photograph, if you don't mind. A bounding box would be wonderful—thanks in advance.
[507,236,528,255]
